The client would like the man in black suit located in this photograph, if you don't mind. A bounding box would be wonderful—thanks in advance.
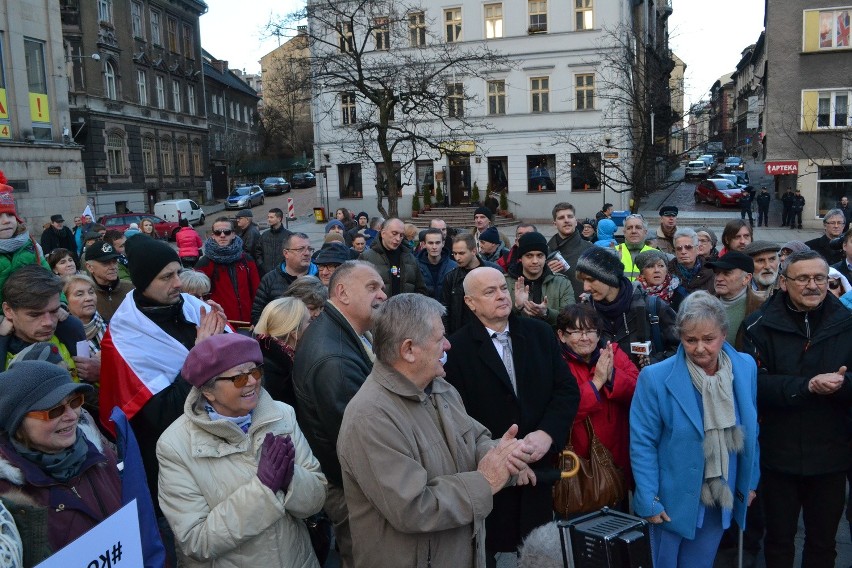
[443,266,579,567]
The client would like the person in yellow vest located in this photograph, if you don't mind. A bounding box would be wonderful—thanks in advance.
[614,214,657,281]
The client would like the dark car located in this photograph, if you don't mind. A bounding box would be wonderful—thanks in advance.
[694,179,744,208]
[226,184,265,210]
[290,172,316,188]
[98,213,180,240]
[724,156,745,172]
[261,177,291,195]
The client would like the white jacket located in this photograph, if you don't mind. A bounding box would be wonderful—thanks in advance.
[157,388,326,568]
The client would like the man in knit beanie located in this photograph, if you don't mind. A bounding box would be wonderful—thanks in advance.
[471,206,510,252]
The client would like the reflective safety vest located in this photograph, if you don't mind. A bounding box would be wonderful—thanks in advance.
[615,243,657,281]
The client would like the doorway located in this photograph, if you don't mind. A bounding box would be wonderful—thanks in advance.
[448,154,471,205]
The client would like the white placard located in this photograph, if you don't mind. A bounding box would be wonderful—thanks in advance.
[36,500,143,568]
[76,340,90,359]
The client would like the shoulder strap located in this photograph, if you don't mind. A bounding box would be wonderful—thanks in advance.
[646,294,664,354]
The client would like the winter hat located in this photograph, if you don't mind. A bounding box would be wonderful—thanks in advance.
[696,227,718,248]
[707,251,755,274]
[474,206,493,221]
[0,360,92,434]
[634,249,669,271]
[9,342,66,368]
[181,333,263,388]
[356,211,369,222]
[576,247,625,287]
[0,171,21,223]
[517,232,548,257]
[479,227,501,245]
[325,219,345,233]
[125,234,180,293]
[85,241,120,262]
[234,209,253,218]
[315,243,351,266]
[779,240,810,255]
[597,219,617,240]
[743,240,780,257]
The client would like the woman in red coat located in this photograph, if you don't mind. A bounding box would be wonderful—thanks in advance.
[175,218,203,268]
[556,304,639,490]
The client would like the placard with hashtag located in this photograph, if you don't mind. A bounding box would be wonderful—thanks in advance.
[35,500,143,567]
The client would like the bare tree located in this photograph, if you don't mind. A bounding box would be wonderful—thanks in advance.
[267,0,510,217]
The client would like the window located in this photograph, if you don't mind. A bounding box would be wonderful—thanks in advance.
[131,2,144,38]
[529,0,547,33]
[104,61,117,100]
[445,8,462,42]
[136,70,147,105]
[338,21,354,53]
[818,166,852,216]
[177,139,189,175]
[151,10,161,45]
[338,164,363,198]
[575,0,593,30]
[415,161,434,195]
[98,0,112,23]
[803,89,851,130]
[447,83,464,118]
[243,105,249,123]
[376,162,403,197]
[155,76,165,109]
[488,157,509,193]
[24,38,51,140]
[570,152,601,191]
[341,92,357,125]
[485,4,503,39]
[409,12,426,47]
[576,73,595,110]
[531,77,549,112]
[192,141,203,176]
[229,101,235,119]
[107,132,125,176]
[160,137,173,176]
[816,9,851,49]
[487,80,506,115]
[172,80,181,112]
[528,154,556,192]
[374,17,390,50]
[183,24,194,58]
[167,17,179,52]
[187,85,196,115]
[142,137,155,175]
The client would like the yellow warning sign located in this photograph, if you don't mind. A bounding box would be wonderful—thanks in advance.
[29,92,50,123]
[0,89,7,120]
[0,124,10,139]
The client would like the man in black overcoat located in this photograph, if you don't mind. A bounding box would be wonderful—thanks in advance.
[444,266,579,567]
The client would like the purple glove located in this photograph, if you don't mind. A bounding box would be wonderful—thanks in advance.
[279,436,296,495]
[257,432,289,493]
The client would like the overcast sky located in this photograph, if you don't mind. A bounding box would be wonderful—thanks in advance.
[200,0,766,109]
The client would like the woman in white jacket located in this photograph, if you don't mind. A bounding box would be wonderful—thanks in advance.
[157,333,326,568]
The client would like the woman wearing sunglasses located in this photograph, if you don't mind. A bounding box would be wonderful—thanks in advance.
[157,333,326,567]
[0,361,121,565]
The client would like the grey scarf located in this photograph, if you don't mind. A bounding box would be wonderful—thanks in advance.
[0,231,31,254]
[11,428,90,482]
[685,350,743,509]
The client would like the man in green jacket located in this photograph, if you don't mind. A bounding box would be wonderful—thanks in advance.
[506,232,574,327]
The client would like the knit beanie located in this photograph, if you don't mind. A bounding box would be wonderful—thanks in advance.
[517,232,548,257]
[181,333,263,388]
[0,361,92,434]
[779,240,809,255]
[479,227,501,245]
[125,234,180,293]
[0,171,21,223]
[356,211,369,222]
[325,219,345,233]
[576,247,624,287]
[634,249,669,271]
[474,206,493,221]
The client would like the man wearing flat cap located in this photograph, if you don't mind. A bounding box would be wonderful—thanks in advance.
[743,240,781,299]
[234,209,262,263]
[505,232,574,327]
[706,251,763,349]
[85,240,133,321]
[40,213,78,264]
[649,206,678,254]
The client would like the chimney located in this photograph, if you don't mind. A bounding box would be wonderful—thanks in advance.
[212,59,228,73]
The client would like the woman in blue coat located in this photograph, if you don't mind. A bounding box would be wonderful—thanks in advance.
[630,291,759,567]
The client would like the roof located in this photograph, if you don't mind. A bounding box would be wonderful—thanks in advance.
[202,53,260,100]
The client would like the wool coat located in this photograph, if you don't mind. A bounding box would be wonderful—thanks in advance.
[195,253,260,324]
[338,361,496,568]
[630,343,760,540]
[444,313,579,550]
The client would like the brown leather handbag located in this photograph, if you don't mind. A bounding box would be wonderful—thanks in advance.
[553,418,626,516]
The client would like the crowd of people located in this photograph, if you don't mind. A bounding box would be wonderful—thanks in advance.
[0,176,851,568]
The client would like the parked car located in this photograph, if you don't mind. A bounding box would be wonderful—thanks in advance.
[724,156,745,171]
[731,170,750,186]
[685,160,711,180]
[225,184,265,210]
[290,172,316,188]
[694,179,744,208]
[154,199,205,226]
[98,213,180,240]
[261,177,291,195]
[708,172,748,189]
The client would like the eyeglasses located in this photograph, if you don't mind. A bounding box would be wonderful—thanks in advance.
[215,365,263,388]
[562,329,599,339]
[212,229,233,236]
[286,246,315,254]
[783,274,829,286]
[26,394,85,421]
[675,244,694,252]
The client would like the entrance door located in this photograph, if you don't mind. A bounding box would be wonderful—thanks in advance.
[448,154,471,205]
[211,165,229,199]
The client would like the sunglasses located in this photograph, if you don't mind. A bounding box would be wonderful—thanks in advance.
[26,393,85,421]
[215,365,263,388]
[212,229,233,236]
[675,244,694,252]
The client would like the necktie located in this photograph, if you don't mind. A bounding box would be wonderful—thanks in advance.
[493,331,517,394]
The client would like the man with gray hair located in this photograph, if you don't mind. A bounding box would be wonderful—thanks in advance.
[668,227,714,294]
[337,293,536,567]
[251,231,315,324]
[805,208,845,265]
[614,213,656,281]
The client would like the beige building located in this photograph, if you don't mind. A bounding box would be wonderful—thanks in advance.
[0,0,86,229]
[670,52,687,156]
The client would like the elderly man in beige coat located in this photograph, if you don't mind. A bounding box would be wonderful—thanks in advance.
[337,294,536,568]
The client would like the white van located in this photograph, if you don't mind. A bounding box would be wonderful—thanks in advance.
[154,199,205,226]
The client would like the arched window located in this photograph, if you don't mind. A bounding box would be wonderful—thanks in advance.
[104,61,117,100]
[142,136,156,176]
[106,132,125,175]
[160,137,173,176]
[177,138,189,176]
[192,140,203,176]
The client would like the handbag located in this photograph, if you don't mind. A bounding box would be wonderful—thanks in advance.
[304,511,333,565]
[553,418,626,516]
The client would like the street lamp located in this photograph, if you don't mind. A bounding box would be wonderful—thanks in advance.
[66,53,101,63]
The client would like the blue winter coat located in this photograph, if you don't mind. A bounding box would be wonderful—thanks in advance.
[630,343,760,539]
[594,219,618,248]
[416,248,457,301]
